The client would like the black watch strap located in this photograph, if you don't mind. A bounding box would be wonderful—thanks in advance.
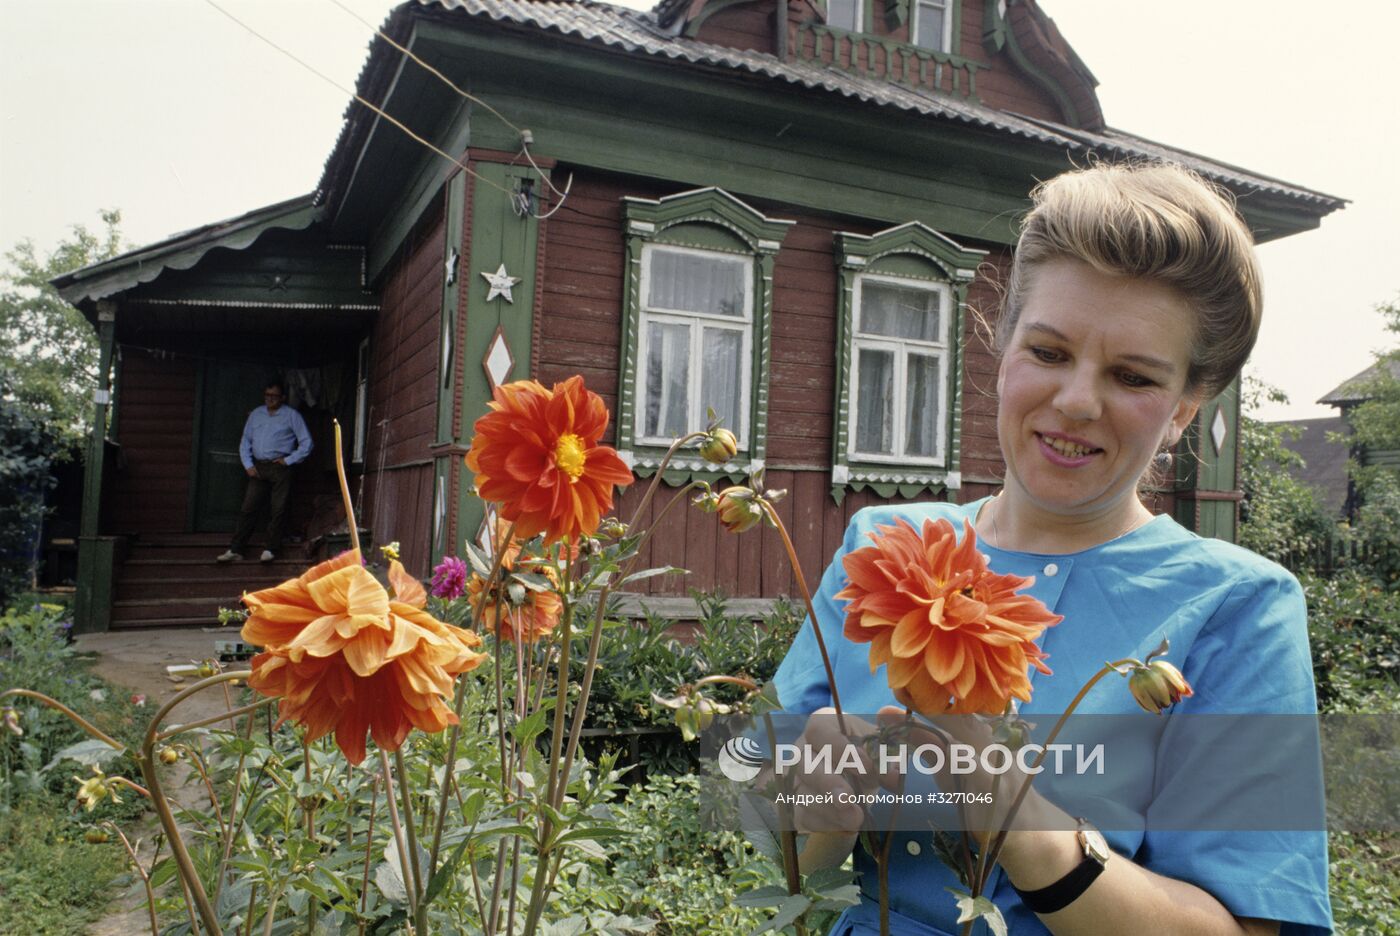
[1012,854,1105,914]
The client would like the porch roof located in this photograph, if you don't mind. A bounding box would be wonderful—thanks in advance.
[52,195,319,314]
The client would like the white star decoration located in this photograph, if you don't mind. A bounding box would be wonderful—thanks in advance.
[480,263,521,303]
[444,248,459,286]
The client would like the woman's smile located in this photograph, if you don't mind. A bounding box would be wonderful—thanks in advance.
[995,258,1201,539]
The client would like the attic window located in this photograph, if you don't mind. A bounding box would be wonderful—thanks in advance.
[827,0,861,32]
[912,0,952,52]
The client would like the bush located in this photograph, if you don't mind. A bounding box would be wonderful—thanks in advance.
[1300,571,1400,713]
[0,391,57,609]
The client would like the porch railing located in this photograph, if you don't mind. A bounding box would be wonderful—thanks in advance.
[786,21,988,101]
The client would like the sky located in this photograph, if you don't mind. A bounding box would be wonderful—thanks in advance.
[1,0,1395,422]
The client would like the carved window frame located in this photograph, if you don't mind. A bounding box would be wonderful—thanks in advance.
[618,188,793,479]
[831,222,986,502]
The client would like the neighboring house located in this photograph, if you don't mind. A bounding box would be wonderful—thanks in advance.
[1270,416,1350,518]
[1316,357,1400,516]
[54,0,1343,632]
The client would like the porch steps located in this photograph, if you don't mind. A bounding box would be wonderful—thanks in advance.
[109,534,318,630]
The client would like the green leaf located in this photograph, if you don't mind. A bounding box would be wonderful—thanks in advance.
[749,894,811,934]
[463,542,493,578]
[803,866,852,893]
[946,889,1007,936]
[734,884,789,908]
[620,566,686,585]
[424,830,472,905]
[511,571,555,592]
[45,738,124,771]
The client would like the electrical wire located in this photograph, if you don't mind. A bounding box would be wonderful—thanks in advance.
[200,0,517,201]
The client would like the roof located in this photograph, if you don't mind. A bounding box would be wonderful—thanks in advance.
[315,0,1345,212]
[1319,357,1400,406]
[1269,416,1350,517]
[52,195,319,308]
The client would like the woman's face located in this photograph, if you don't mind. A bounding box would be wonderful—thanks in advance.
[997,258,1201,518]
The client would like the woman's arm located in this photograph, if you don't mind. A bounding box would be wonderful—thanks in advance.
[999,826,1279,936]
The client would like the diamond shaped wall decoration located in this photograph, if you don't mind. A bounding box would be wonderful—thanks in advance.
[1210,406,1228,455]
[482,326,514,392]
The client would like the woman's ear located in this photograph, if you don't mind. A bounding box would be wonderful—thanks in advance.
[1165,391,1203,447]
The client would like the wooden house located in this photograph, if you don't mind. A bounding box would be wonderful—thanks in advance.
[56,0,1343,632]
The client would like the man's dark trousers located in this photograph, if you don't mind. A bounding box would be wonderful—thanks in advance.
[230,460,293,554]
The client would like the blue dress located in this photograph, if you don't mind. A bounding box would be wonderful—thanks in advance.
[772,498,1333,936]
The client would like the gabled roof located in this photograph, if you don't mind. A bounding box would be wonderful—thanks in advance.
[1319,357,1400,407]
[316,0,1345,215]
[1269,415,1350,517]
[52,195,319,309]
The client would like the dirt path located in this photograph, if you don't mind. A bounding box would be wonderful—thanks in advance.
[75,628,253,936]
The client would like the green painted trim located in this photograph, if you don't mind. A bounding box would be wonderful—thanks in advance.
[990,0,1080,126]
[80,313,116,540]
[73,536,118,635]
[436,172,467,444]
[829,222,984,501]
[981,0,1007,52]
[412,25,1042,245]
[453,162,543,545]
[617,188,794,478]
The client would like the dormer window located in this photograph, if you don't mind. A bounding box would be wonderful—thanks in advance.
[827,0,862,32]
[912,0,952,52]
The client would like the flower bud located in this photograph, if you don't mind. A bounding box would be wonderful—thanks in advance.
[2,707,21,737]
[379,541,402,562]
[692,489,721,513]
[196,660,219,679]
[716,487,765,534]
[1128,660,1193,714]
[698,427,738,465]
[159,747,180,765]
[84,828,110,845]
[599,517,627,539]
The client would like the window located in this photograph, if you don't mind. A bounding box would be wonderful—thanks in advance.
[912,0,952,52]
[619,188,793,476]
[826,0,862,31]
[850,277,949,463]
[831,222,985,500]
[353,337,370,464]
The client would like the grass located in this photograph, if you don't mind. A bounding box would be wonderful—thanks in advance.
[0,808,132,936]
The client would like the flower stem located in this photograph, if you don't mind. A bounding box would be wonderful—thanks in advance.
[356,776,380,936]
[394,746,427,933]
[976,658,1139,891]
[759,500,847,732]
[105,822,160,936]
[140,668,253,936]
[0,688,125,751]
[379,748,419,920]
[333,420,360,554]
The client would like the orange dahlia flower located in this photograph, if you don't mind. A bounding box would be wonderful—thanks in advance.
[465,376,633,544]
[835,518,1061,716]
[241,550,486,765]
[466,525,564,643]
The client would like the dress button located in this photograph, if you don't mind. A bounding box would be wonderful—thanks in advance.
[906,840,922,857]
[1043,563,1059,577]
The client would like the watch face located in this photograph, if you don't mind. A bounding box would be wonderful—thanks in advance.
[1080,828,1111,865]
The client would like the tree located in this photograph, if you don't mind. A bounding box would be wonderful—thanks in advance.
[1341,295,1400,462]
[1236,377,1336,567]
[0,211,124,455]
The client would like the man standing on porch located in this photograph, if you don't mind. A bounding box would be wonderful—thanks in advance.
[216,377,313,563]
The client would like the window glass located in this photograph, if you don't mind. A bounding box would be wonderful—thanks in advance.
[913,0,947,51]
[702,327,744,443]
[855,347,895,455]
[859,281,941,341]
[905,354,941,457]
[827,0,861,31]
[647,250,746,317]
[644,321,691,438]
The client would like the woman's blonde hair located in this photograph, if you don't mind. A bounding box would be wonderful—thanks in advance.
[997,162,1262,399]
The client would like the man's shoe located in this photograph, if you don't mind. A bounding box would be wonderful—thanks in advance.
[259,550,275,563]
[216,550,242,563]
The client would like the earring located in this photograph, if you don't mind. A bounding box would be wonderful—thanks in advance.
[1153,450,1174,471]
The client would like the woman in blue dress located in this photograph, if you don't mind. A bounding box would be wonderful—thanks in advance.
[773,164,1333,935]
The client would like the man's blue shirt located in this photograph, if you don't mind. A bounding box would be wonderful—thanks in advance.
[239,405,313,468]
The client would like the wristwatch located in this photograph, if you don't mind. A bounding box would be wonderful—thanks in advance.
[1011,818,1110,914]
